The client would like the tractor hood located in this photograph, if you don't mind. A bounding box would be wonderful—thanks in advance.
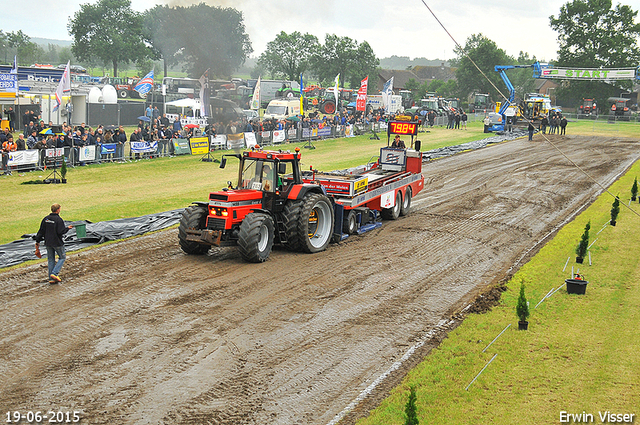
[209,189,263,205]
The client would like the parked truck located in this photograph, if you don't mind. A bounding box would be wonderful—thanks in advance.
[178,140,424,262]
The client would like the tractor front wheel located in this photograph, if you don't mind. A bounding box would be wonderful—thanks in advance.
[297,193,334,253]
[178,205,210,255]
[238,212,275,263]
[400,186,412,216]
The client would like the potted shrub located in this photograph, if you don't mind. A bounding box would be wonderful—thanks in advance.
[405,386,419,425]
[575,221,590,264]
[516,281,530,330]
[632,177,638,202]
[60,159,68,184]
[610,196,620,226]
[565,272,589,295]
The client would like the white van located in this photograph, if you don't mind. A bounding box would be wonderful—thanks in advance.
[263,99,301,120]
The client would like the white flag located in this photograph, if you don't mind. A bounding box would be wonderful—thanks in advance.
[381,76,394,113]
[333,74,340,105]
[54,61,71,112]
[250,76,261,110]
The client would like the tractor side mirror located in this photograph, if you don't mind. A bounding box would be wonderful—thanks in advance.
[278,162,287,175]
[219,157,227,169]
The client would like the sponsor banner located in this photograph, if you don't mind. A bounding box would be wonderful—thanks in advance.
[345,125,354,137]
[180,117,208,127]
[226,133,244,150]
[0,73,18,97]
[7,149,39,166]
[541,67,636,80]
[210,135,228,150]
[288,129,298,139]
[356,76,368,112]
[79,145,96,161]
[272,130,286,144]
[301,128,318,138]
[130,141,158,154]
[261,131,270,139]
[172,138,191,155]
[189,137,209,155]
[45,148,64,158]
[100,144,117,155]
[244,132,257,149]
[317,126,331,137]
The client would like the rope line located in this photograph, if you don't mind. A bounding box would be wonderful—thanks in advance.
[420,1,640,219]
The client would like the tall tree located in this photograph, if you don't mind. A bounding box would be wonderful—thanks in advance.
[68,0,152,77]
[311,34,379,89]
[452,34,513,102]
[144,5,181,78]
[172,3,252,78]
[258,31,319,81]
[550,0,640,106]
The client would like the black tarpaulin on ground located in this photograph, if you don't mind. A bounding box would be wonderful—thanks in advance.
[421,129,529,160]
[0,209,185,269]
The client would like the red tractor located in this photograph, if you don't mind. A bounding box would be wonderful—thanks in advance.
[179,143,423,262]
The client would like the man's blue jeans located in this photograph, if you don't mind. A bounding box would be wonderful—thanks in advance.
[46,245,66,277]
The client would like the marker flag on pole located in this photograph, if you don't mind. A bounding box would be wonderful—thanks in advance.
[11,56,18,74]
[134,70,154,95]
[250,76,261,110]
[333,74,340,107]
[199,68,210,117]
[53,61,71,112]
[300,74,304,115]
[381,76,393,113]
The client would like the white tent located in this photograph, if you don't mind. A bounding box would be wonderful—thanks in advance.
[164,98,200,117]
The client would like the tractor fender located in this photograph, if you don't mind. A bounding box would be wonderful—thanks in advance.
[287,184,328,202]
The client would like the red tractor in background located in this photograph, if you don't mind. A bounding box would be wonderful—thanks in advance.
[179,141,424,262]
[577,98,598,119]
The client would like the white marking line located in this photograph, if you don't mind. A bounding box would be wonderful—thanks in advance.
[465,353,498,391]
[326,319,454,425]
[562,257,570,272]
[482,323,511,353]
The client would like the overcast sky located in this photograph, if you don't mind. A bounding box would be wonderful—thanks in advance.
[3,0,640,63]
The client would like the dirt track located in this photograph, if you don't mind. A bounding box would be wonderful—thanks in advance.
[1,135,638,424]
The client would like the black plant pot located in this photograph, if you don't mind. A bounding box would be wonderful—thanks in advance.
[566,278,588,295]
[576,256,584,264]
[61,178,67,184]
[518,321,529,330]
[632,196,637,202]
[610,220,617,226]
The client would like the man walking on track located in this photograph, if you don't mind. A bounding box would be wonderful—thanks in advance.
[35,203,73,284]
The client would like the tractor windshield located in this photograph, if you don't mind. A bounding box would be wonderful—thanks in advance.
[240,159,275,192]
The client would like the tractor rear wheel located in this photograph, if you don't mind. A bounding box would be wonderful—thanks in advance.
[321,100,336,114]
[178,205,210,255]
[297,193,334,253]
[118,90,129,98]
[282,200,302,251]
[238,212,275,263]
[400,186,412,216]
[381,190,402,220]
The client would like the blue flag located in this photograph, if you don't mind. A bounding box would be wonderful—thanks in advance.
[134,70,154,95]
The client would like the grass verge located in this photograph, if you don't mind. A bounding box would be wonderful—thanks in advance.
[356,156,640,424]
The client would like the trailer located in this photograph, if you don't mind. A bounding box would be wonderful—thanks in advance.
[178,122,423,262]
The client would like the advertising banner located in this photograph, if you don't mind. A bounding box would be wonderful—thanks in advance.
[317,126,331,138]
[7,150,39,166]
[45,148,64,158]
[272,130,286,144]
[210,135,228,150]
[541,67,636,80]
[356,76,368,112]
[288,129,298,140]
[172,138,191,155]
[345,125,354,137]
[79,145,96,161]
[189,137,209,155]
[244,132,257,149]
[130,141,158,154]
[226,133,245,150]
[0,73,18,99]
[100,144,117,155]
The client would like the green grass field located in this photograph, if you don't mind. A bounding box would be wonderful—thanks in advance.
[356,141,640,423]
